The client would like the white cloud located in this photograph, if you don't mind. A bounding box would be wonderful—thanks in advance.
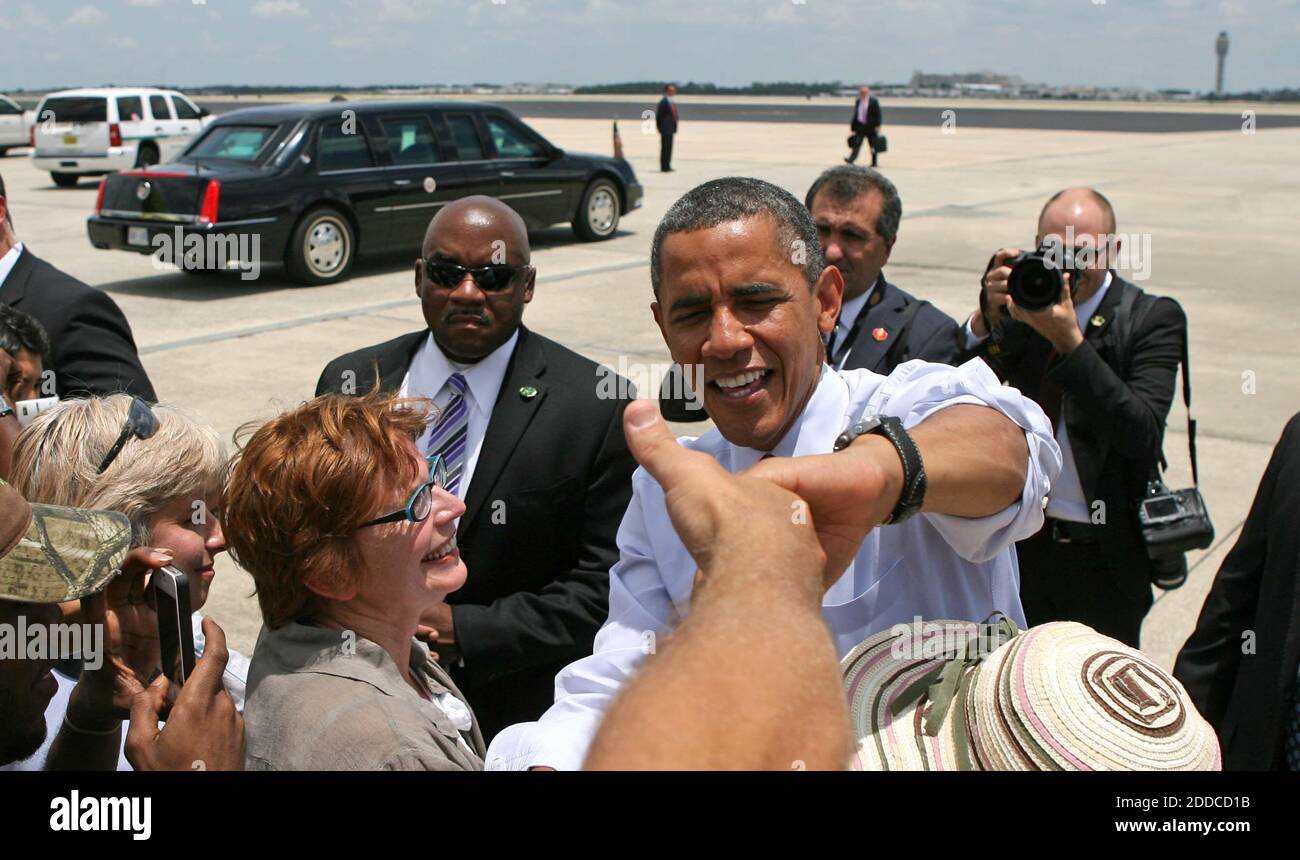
[252,0,308,18]
[110,34,139,49]
[69,5,107,26]
[124,0,162,7]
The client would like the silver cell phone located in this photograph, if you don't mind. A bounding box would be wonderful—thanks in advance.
[153,565,196,689]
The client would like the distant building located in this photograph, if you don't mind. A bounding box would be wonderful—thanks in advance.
[1216,31,1230,96]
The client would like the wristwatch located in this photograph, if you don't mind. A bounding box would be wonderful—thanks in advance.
[0,397,14,420]
[833,415,926,525]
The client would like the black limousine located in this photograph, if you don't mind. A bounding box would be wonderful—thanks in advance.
[87,100,643,284]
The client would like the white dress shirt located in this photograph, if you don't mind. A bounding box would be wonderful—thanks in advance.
[399,330,519,499]
[0,242,25,289]
[485,358,1061,770]
[963,273,1111,523]
[827,278,876,370]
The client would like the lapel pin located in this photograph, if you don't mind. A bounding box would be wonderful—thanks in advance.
[1090,314,1106,328]
[872,327,889,341]
[519,385,538,400]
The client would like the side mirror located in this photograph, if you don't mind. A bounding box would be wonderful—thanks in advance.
[548,145,564,160]
[198,107,211,118]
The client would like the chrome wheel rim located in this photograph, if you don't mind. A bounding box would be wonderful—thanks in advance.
[306,218,347,276]
[587,188,616,234]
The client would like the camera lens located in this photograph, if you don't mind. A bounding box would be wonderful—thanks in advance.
[1007,257,1064,311]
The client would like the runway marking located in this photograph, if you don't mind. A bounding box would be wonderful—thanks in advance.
[139,258,649,355]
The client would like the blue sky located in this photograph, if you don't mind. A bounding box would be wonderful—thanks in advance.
[1,0,1296,91]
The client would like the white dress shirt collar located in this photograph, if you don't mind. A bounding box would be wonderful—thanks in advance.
[0,243,25,290]
[413,328,519,415]
[836,277,877,337]
[1072,271,1112,330]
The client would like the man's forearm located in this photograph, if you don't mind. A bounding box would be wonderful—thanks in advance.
[585,559,848,771]
[911,403,1028,518]
[44,685,123,771]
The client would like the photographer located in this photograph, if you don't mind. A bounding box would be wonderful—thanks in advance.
[959,187,1186,647]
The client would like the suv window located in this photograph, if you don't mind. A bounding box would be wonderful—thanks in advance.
[317,122,375,172]
[485,116,545,158]
[445,115,484,160]
[172,97,201,120]
[116,96,144,121]
[149,95,173,120]
[39,97,107,124]
[0,99,19,116]
[379,116,440,166]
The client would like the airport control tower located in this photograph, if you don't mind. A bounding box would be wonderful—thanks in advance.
[1216,31,1230,96]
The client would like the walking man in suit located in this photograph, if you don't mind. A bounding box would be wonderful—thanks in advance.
[656,84,679,172]
[960,187,1187,647]
[807,166,958,373]
[846,86,882,167]
[0,173,155,400]
[316,196,636,741]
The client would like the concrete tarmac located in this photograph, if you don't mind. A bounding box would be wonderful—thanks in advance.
[2,112,1296,672]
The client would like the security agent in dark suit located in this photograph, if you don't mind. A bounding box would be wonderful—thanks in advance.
[806,166,958,373]
[847,86,883,167]
[959,187,1186,647]
[0,174,156,401]
[1175,413,1300,770]
[317,197,635,741]
[655,84,679,172]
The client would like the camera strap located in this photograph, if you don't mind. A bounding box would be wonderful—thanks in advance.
[1113,282,1198,487]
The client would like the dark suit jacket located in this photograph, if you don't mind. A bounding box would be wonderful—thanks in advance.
[850,96,882,133]
[1175,413,1300,770]
[0,247,156,400]
[836,276,959,373]
[960,275,1186,590]
[316,324,636,740]
[656,97,678,135]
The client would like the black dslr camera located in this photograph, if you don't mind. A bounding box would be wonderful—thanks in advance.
[1006,240,1083,311]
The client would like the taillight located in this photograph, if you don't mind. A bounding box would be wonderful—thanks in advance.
[197,179,220,226]
[109,123,122,147]
[94,178,106,214]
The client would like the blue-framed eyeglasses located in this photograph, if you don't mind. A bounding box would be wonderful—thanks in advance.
[359,454,449,529]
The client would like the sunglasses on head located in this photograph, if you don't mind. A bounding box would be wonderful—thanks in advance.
[421,258,529,292]
[97,396,158,474]
[359,454,450,529]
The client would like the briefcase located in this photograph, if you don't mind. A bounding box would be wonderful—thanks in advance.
[876,135,888,154]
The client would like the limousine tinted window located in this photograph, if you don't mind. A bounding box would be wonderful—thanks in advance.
[191,125,278,161]
[486,116,545,158]
[318,123,374,171]
[445,114,484,160]
[379,115,440,166]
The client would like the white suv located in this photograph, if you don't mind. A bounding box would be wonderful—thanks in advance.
[30,87,213,187]
[0,95,35,155]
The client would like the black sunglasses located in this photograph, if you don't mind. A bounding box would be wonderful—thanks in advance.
[421,259,530,292]
[97,396,158,474]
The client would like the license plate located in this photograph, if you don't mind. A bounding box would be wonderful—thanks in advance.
[62,134,77,145]
[127,226,149,247]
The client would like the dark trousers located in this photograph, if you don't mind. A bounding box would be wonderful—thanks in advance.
[848,129,879,166]
[1016,523,1153,648]
[659,132,674,170]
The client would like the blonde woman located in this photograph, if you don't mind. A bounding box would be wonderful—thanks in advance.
[1,395,247,771]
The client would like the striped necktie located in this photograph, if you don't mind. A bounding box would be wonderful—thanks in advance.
[427,372,470,496]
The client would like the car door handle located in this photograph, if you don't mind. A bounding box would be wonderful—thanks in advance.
[499,171,516,178]
[392,179,413,186]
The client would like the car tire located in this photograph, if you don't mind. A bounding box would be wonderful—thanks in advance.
[572,178,620,241]
[51,172,79,188]
[0,147,9,157]
[135,142,159,169]
[285,207,355,285]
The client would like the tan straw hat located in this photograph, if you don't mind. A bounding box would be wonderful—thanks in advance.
[844,617,1220,771]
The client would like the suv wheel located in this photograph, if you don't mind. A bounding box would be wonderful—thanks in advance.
[51,172,79,188]
[286,207,355,285]
[572,178,620,241]
[135,143,159,168]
